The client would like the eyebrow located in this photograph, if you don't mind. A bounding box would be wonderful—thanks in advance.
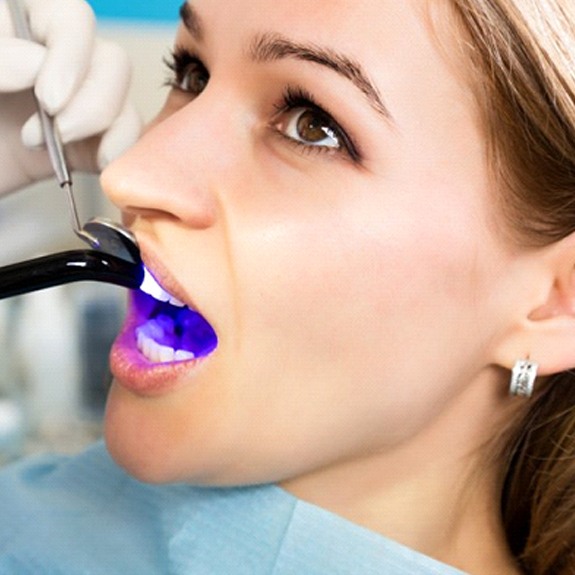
[179,2,204,42]
[179,2,393,122]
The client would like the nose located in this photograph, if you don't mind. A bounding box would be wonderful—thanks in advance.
[100,94,243,230]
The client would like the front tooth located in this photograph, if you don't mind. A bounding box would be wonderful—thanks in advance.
[157,344,175,363]
[174,349,195,361]
[169,295,186,307]
[137,330,179,364]
[143,336,156,360]
[141,267,187,307]
[140,267,170,302]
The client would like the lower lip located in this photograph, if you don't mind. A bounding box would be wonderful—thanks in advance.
[110,311,203,397]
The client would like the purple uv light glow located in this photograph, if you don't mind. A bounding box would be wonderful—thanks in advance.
[136,290,218,358]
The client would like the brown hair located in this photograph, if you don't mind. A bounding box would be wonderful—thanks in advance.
[448,0,575,573]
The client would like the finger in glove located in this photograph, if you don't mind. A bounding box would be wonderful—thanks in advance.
[0,38,45,92]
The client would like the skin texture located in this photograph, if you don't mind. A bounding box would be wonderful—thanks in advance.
[98,0,561,572]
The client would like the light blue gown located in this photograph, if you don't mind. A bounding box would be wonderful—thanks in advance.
[0,442,467,574]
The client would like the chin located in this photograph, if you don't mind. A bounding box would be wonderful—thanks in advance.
[104,415,182,485]
[104,427,225,486]
[102,382,263,486]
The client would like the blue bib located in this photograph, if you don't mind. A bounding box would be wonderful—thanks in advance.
[0,442,467,574]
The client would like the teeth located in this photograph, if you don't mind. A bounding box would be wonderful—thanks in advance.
[174,349,196,361]
[136,326,196,364]
[136,267,203,363]
[140,267,186,307]
[168,294,186,307]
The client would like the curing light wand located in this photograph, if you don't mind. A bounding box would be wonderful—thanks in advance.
[0,250,144,300]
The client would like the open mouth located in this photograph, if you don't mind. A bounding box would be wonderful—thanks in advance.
[134,267,218,364]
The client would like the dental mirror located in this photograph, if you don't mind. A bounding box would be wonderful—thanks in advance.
[0,0,144,299]
[7,0,141,265]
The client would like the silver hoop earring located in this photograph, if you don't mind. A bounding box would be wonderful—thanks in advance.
[509,359,538,398]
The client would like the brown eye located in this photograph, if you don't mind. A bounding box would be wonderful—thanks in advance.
[165,50,210,97]
[278,108,341,149]
[178,61,209,96]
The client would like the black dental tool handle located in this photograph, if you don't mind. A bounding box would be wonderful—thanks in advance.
[0,250,144,300]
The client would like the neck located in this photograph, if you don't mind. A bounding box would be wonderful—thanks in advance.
[281,378,522,574]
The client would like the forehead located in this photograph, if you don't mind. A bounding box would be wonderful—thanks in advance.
[178,0,475,123]
[179,0,455,58]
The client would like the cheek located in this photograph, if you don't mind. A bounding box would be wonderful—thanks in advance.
[237,193,483,359]
[233,187,492,421]
[210,195,498,479]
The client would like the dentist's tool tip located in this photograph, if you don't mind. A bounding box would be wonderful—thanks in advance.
[8,0,141,266]
[61,179,140,265]
[81,218,140,265]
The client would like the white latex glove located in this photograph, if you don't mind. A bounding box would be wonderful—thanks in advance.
[0,0,142,195]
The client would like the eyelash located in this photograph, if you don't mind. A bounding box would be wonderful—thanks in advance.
[163,49,361,163]
[164,48,209,94]
[272,87,361,163]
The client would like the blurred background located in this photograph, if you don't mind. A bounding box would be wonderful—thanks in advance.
[0,1,181,463]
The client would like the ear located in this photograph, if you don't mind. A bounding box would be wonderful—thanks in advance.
[494,233,575,377]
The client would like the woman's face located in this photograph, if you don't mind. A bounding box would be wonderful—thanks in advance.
[102,0,520,486]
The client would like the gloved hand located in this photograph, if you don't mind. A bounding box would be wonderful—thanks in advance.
[0,0,142,195]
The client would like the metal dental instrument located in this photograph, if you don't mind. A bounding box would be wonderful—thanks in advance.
[7,0,140,265]
[0,0,144,300]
